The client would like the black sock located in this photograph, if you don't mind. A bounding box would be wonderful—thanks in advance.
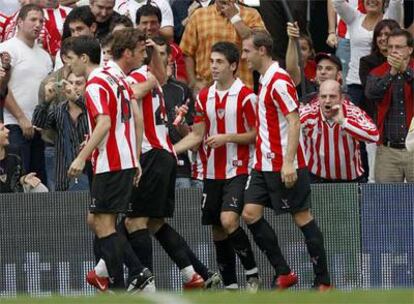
[227,227,258,275]
[154,223,191,270]
[300,220,330,285]
[247,217,290,276]
[128,229,153,272]
[214,239,237,286]
[182,241,209,280]
[96,232,127,289]
[93,236,101,263]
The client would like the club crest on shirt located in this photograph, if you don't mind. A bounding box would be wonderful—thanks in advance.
[217,109,225,119]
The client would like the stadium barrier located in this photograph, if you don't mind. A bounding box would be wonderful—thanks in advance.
[0,183,412,296]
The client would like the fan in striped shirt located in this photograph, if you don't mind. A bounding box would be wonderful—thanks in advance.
[300,79,379,183]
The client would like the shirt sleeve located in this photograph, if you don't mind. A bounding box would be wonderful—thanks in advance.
[193,94,206,124]
[159,0,174,28]
[179,11,198,57]
[243,7,265,30]
[332,0,359,25]
[85,83,110,119]
[242,92,257,129]
[271,79,299,116]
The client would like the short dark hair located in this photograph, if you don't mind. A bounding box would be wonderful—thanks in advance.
[67,36,101,65]
[111,28,146,60]
[152,35,171,55]
[109,14,133,33]
[136,4,162,25]
[101,33,114,48]
[211,41,240,72]
[371,19,400,54]
[60,36,77,58]
[388,28,414,48]
[247,29,273,57]
[64,6,96,28]
[17,4,43,21]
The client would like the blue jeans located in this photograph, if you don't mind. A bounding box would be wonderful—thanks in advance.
[336,38,351,89]
[44,145,55,192]
[7,125,46,184]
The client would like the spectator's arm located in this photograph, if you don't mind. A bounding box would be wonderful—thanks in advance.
[285,22,301,86]
[365,72,394,103]
[341,107,380,143]
[332,0,358,25]
[385,0,404,26]
[326,0,338,48]
[59,0,78,7]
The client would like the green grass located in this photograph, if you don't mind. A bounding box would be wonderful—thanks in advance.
[0,290,413,304]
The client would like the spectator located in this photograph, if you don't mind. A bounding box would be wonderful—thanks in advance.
[0,122,48,193]
[359,19,400,183]
[0,4,53,184]
[300,79,379,183]
[332,0,403,107]
[327,0,366,88]
[55,6,97,70]
[89,0,120,41]
[32,72,90,191]
[109,13,133,33]
[180,0,265,92]
[0,51,11,122]
[151,36,194,188]
[172,0,214,44]
[114,0,174,40]
[365,28,414,183]
[101,33,114,64]
[136,4,186,82]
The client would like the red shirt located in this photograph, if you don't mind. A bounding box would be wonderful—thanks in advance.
[254,62,307,172]
[194,78,256,180]
[85,61,138,174]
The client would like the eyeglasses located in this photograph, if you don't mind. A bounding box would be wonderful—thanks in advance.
[387,45,408,50]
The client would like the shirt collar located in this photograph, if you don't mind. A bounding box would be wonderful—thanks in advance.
[259,62,279,87]
[208,78,244,99]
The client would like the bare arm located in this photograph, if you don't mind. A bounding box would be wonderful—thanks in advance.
[285,22,301,86]
[160,27,174,42]
[326,0,338,48]
[205,129,256,148]
[174,122,205,154]
[147,39,167,85]
[131,99,143,159]
[281,111,301,188]
[59,0,78,6]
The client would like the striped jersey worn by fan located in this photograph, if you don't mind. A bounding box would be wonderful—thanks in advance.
[85,60,138,174]
[255,62,307,172]
[194,78,256,180]
[300,99,379,180]
[127,65,174,154]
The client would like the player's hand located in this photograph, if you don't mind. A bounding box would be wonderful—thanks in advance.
[22,172,41,188]
[133,162,142,187]
[68,157,85,178]
[18,116,34,139]
[287,22,300,39]
[281,161,297,188]
[205,134,228,149]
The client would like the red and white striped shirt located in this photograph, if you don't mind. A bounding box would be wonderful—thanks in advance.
[194,78,256,180]
[300,99,379,180]
[255,62,307,172]
[127,65,174,154]
[85,61,138,174]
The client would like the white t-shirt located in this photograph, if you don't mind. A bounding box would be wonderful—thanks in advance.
[114,0,174,28]
[0,37,53,124]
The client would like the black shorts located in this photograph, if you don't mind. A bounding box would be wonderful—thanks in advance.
[244,168,311,215]
[127,149,176,218]
[201,175,248,226]
[89,168,135,214]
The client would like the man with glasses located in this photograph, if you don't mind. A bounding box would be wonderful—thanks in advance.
[366,28,414,182]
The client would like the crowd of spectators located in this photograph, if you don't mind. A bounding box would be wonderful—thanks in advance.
[0,0,413,194]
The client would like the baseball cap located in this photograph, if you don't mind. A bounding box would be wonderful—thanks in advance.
[315,52,342,71]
